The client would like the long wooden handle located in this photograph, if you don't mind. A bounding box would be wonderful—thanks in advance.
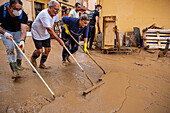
[63,45,95,86]
[69,34,106,74]
[115,25,121,50]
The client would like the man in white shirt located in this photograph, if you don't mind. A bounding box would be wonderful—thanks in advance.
[68,2,81,18]
[30,0,64,69]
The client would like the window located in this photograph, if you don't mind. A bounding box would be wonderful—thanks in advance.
[34,2,44,17]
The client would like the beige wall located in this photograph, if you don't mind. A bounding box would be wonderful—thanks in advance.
[23,0,33,20]
[99,0,170,33]
[88,0,96,10]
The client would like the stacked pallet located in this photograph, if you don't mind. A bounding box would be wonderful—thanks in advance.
[143,29,170,49]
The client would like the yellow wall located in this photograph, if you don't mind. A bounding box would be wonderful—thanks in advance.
[99,0,170,33]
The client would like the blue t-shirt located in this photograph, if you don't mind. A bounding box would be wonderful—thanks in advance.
[62,17,89,38]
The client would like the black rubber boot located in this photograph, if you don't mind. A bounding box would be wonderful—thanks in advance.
[30,50,40,67]
[39,53,51,69]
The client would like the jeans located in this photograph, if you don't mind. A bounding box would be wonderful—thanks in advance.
[62,32,79,61]
[1,30,22,63]
[88,26,95,49]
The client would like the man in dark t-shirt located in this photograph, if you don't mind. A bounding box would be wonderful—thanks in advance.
[88,4,102,49]
[0,0,28,79]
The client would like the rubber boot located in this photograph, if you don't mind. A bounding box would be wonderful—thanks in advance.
[9,62,21,80]
[30,50,40,67]
[39,53,51,69]
[30,56,37,67]
[39,63,51,69]
[17,59,24,71]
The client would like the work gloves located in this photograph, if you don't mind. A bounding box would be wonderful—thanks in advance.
[84,43,89,54]
[18,40,25,51]
[63,24,70,35]
[4,32,13,40]
[3,32,24,51]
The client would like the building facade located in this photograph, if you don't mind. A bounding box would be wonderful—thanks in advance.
[0,0,95,21]
[97,0,170,33]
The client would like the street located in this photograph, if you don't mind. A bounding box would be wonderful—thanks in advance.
[0,37,169,113]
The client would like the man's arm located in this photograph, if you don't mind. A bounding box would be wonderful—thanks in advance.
[20,24,27,41]
[0,26,5,35]
[0,25,13,39]
[0,22,5,35]
[95,16,101,33]
[46,27,64,46]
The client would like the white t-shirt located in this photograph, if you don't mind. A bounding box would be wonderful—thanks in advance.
[69,9,79,18]
[31,9,59,40]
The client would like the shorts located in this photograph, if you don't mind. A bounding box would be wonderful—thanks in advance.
[33,38,51,49]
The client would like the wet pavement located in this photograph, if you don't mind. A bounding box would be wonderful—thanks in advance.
[0,37,170,113]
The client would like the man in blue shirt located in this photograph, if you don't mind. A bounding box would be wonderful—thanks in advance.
[62,14,89,65]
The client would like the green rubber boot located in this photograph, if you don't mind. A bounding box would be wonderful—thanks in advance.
[9,62,21,80]
[17,59,24,71]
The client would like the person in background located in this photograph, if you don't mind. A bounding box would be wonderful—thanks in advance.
[68,2,81,18]
[37,8,42,14]
[88,4,102,49]
[0,0,28,79]
[61,14,89,66]
[30,0,64,69]
[60,8,70,31]
[62,8,69,17]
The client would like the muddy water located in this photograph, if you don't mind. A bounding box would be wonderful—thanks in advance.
[0,37,170,113]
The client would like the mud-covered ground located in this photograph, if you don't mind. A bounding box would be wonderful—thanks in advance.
[0,37,170,113]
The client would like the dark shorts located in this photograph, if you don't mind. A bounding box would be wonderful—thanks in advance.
[33,38,51,49]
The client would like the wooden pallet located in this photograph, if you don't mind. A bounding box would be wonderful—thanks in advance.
[102,16,116,50]
[143,29,170,49]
